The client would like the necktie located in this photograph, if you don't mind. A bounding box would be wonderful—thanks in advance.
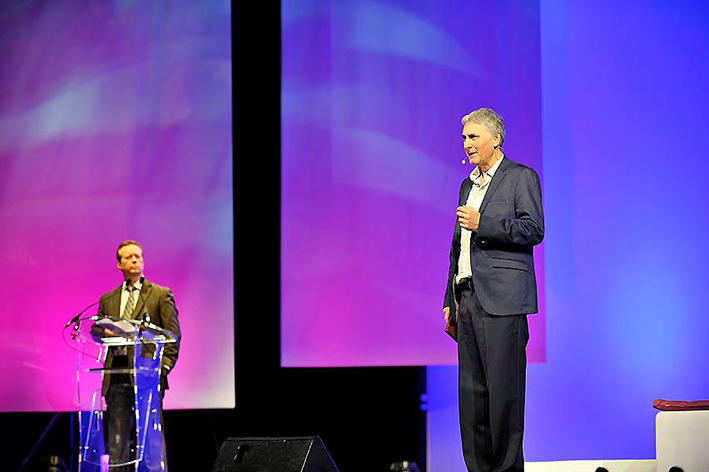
[123,286,136,319]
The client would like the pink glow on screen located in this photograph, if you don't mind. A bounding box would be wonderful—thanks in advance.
[0,1,233,412]
[282,1,545,366]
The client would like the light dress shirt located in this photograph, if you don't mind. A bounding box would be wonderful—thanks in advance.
[120,277,143,318]
[113,277,143,356]
[456,155,504,283]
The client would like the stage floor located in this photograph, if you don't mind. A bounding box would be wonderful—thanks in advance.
[527,460,656,472]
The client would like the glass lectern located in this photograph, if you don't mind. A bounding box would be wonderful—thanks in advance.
[75,316,178,471]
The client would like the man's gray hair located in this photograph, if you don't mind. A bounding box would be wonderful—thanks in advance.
[461,108,505,149]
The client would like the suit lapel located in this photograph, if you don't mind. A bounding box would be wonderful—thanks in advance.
[478,157,510,214]
[460,178,473,206]
[456,179,474,238]
[132,280,152,320]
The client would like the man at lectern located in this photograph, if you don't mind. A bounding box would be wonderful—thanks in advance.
[95,240,181,471]
[442,108,544,472]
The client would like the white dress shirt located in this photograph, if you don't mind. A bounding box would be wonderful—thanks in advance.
[456,156,504,283]
[120,277,143,318]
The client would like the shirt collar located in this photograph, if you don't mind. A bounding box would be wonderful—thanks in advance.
[123,277,144,292]
[470,154,504,184]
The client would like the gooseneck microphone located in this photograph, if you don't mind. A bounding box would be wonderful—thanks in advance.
[64,278,134,327]
[65,301,100,327]
[132,275,149,322]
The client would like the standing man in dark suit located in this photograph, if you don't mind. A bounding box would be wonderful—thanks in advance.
[443,108,544,472]
[97,240,181,471]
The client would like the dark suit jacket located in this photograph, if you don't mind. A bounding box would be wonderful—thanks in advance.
[444,157,544,319]
[97,279,181,394]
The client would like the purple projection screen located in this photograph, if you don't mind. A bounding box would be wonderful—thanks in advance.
[282,1,545,367]
[0,1,233,411]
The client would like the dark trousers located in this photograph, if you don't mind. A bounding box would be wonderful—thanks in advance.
[106,356,168,472]
[106,355,136,472]
[457,285,529,472]
[106,382,135,472]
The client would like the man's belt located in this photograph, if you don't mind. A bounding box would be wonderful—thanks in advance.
[456,277,473,291]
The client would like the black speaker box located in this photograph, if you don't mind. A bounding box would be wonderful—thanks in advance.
[212,436,339,472]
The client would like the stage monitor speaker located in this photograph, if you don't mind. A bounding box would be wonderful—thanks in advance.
[212,436,339,472]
